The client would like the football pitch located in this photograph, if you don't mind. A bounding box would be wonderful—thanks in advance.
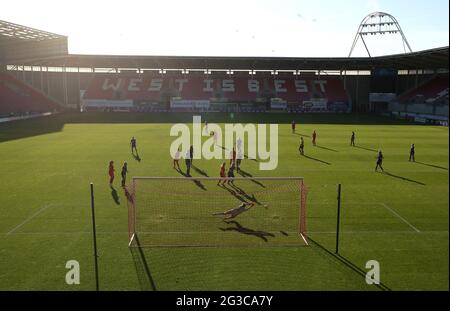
[0,113,448,291]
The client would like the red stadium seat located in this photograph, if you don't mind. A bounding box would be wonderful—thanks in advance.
[0,73,60,115]
[82,73,351,112]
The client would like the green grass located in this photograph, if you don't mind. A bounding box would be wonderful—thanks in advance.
[0,113,448,291]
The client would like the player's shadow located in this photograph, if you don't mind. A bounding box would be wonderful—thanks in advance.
[382,171,425,185]
[219,220,275,242]
[302,154,331,165]
[110,186,120,205]
[414,161,448,171]
[307,237,391,291]
[294,133,310,137]
[174,167,187,176]
[129,234,157,291]
[354,146,377,152]
[316,145,338,152]
[192,179,207,191]
[229,183,262,205]
[237,169,266,188]
[219,183,247,202]
[192,165,209,177]
[132,153,141,162]
[176,168,206,190]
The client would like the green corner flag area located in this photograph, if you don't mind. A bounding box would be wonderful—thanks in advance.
[0,113,447,291]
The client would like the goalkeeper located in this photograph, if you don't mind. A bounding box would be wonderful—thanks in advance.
[212,202,255,219]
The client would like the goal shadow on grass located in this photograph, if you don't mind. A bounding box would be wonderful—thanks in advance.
[307,237,391,291]
[130,234,157,291]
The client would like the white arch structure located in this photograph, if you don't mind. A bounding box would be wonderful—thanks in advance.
[349,12,413,57]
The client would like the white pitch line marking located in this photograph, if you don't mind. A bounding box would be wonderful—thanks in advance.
[379,203,421,233]
[6,204,53,235]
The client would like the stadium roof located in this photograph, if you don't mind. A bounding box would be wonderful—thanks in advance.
[0,20,65,42]
[0,20,68,63]
[20,46,448,71]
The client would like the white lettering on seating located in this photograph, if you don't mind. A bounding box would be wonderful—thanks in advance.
[295,80,308,92]
[175,79,188,92]
[203,79,214,92]
[274,80,287,93]
[314,80,327,92]
[128,78,142,91]
[222,79,235,92]
[102,78,123,91]
[148,79,162,91]
[248,80,259,92]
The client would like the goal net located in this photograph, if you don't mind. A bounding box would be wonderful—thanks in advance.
[126,177,308,248]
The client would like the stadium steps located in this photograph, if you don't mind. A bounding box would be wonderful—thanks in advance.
[0,73,61,114]
[4,72,64,107]
[397,73,448,102]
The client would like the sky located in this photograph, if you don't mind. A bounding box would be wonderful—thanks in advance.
[1,0,448,57]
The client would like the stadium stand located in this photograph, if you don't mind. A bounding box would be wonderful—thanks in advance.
[81,73,351,113]
[1,20,447,120]
[0,73,60,116]
[389,74,449,119]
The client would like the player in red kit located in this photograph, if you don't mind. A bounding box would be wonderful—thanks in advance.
[108,160,115,185]
[218,162,226,185]
[229,147,236,165]
[291,120,296,133]
[312,130,317,146]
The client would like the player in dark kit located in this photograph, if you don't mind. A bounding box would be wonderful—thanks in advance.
[312,130,317,146]
[227,162,236,184]
[375,150,384,172]
[185,150,191,176]
[291,120,296,133]
[121,161,128,187]
[130,137,137,154]
[299,137,304,155]
[189,145,194,165]
[236,150,243,172]
[212,202,255,220]
[409,144,415,162]
[350,131,355,146]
